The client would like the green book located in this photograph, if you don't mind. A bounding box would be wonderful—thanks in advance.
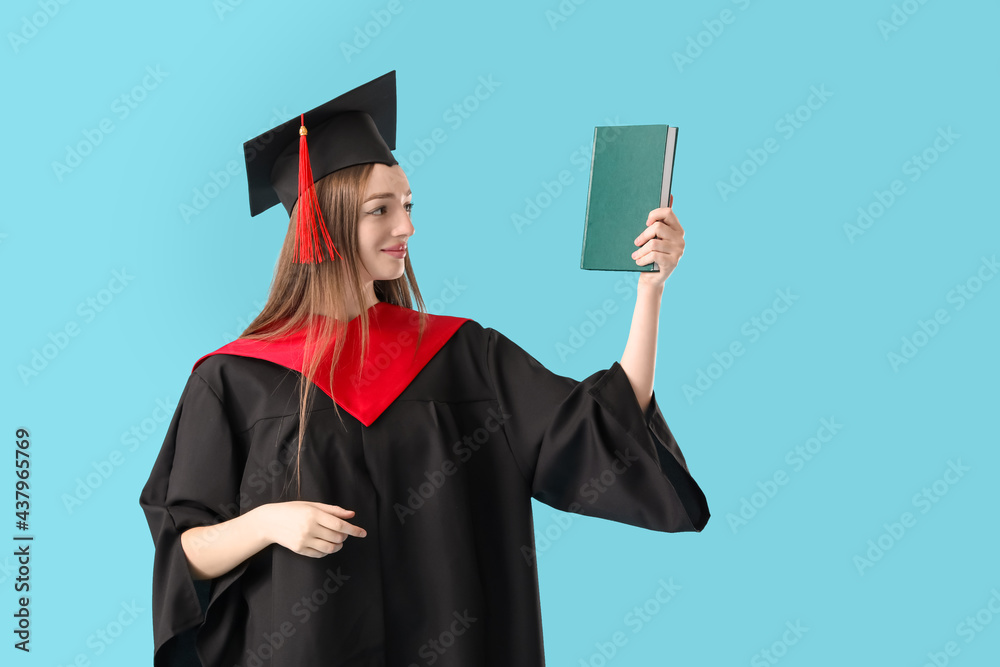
[580,124,678,272]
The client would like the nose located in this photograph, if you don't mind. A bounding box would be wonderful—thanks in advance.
[393,205,415,237]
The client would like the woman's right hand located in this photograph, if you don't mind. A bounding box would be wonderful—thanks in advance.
[259,501,367,558]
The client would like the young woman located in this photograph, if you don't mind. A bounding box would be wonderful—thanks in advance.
[139,70,709,667]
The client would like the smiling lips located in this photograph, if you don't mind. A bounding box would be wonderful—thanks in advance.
[381,244,406,257]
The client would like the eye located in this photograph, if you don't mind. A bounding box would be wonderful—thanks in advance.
[366,202,414,216]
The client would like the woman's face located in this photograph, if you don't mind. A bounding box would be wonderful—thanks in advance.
[357,163,414,282]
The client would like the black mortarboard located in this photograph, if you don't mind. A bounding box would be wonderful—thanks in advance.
[243,70,399,218]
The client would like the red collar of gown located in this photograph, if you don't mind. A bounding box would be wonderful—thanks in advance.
[191,301,471,426]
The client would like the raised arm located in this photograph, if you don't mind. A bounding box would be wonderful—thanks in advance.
[487,324,709,533]
[621,201,684,412]
[620,281,662,414]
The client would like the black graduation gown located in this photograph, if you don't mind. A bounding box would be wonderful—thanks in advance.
[138,302,710,667]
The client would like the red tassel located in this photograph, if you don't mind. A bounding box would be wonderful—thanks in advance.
[294,114,342,264]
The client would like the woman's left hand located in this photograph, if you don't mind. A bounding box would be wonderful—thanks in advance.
[631,196,685,288]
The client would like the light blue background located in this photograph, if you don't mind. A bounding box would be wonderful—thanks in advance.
[3,0,998,665]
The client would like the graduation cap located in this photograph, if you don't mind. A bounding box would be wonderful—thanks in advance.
[243,70,399,263]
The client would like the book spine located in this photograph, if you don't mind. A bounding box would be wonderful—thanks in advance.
[580,126,600,269]
[659,126,678,208]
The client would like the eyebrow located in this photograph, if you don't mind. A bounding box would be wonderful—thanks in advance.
[364,189,412,203]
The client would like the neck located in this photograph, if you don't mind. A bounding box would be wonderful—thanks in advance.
[315,281,378,322]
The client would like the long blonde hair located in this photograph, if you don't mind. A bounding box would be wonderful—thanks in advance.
[240,162,427,497]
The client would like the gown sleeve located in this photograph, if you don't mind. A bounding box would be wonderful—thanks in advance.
[138,370,251,667]
[486,327,710,533]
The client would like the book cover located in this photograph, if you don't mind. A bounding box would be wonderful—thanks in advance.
[580,124,678,272]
